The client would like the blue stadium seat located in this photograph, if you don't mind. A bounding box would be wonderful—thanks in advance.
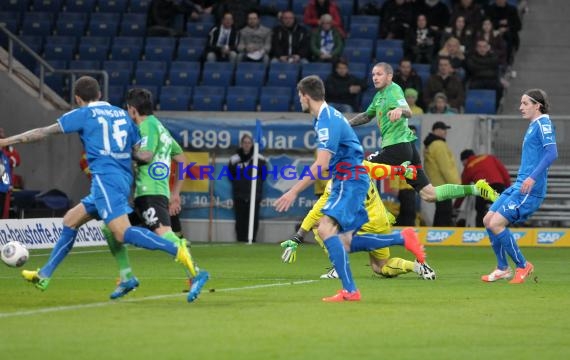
[159,86,192,111]
[32,0,63,12]
[192,86,226,111]
[201,62,234,86]
[226,86,259,111]
[55,12,87,36]
[103,60,133,85]
[134,60,167,87]
[349,62,368,79]
[301,62,332,81]
[266,62,300,87]
[78,36,110,61]
[177,37,206,61]
[110,36,143,61]
[259,86,292,112]
[120,13,147,36]
[88,13,121,36]
[128,0,151,13]
[375,45,403,63]
[36,60,67,96]
[349,22,379,39]
[377,39,403,49]
[186,21,214,38]
[464,89,496,114]
[260,15,278,29]
[292,92,302,112]
[69,59,101,77]
[20,12,54,36]
[107,85,125,105]
[144,37,177,61]
[291,0,306,15]
[44,35,77,61]
[0,0,31,12]
[234,62,266,87]
[336,0,354,14]
[342,46,373,63]
[14,35,44,70]
[0,13,21,46]
[259,0,290,11]
[360,88,377,110]
[64,0,96,12]
[414,63,431,85]
[168,61,200,86]
[97,0,128,13]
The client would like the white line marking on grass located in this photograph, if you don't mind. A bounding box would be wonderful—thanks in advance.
[0,280,317,319]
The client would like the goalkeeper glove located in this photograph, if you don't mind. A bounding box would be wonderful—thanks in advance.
[400,161,416,180]
[280,234,303,263]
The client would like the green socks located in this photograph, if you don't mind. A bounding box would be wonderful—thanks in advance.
[103,225,133,282]
[434,184,477,201]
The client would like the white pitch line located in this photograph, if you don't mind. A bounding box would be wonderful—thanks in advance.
[0,280,317,319]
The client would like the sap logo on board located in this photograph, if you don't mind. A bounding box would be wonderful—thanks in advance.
[426,230,454,243]
[510,232,526,242]
[537,231,565,244]
[462,231,486,243]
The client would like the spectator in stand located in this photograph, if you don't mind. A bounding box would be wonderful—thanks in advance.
[484,0,522,65]
[404,88,424,115]
[237,10,272,64]
[379,0,415,39]
[441,16,474,54]
[325,59,367,113]
[451,0,484,33]
[147,0,203,36]
[456,149,511,227]
[204,12,239,63]
[476,17,508,72]
[404,14,437,64]
[271,10,310,64]
[213,0,279,30]
[304,0,346,38]
[393,58,425,110]
[428,92,458,114]
[415,0,450,34]
[433,37,466,77]
[309,14,344,63]
[423,121,461,226]
[0,128,20,219]
[465,39,503,107]
[424,56,465,110]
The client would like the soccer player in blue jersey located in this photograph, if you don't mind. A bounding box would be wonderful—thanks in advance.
[0,77,208,302]
[482,89,557,284]
[275,75,423,302]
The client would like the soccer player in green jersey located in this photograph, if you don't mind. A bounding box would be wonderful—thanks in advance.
[349,62,498,204]
[105,88,209,301]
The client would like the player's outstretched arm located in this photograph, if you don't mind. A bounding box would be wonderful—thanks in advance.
[0,123,62,147]
[348,112,375,127]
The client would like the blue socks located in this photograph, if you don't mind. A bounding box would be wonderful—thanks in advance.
[123,226,178,256]
[324,235,357,292]
[40,226,78,278]
[486,229,508,270]
[495,228,526,268]
[350,231,404,252]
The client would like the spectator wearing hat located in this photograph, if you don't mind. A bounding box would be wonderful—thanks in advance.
[423,121,461,226]
[455,149,511,226]
[428,92,458,114]
[404,88,424,115]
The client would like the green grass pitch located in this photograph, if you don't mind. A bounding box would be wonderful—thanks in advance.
[1,244,570,359]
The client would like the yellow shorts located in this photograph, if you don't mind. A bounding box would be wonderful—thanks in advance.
[369,247,390,260]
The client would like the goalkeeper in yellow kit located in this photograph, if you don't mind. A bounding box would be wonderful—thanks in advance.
[281,160,436,280]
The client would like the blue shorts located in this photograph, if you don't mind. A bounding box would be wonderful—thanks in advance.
[322,176,369,233]
[81,174,133,224]
[489,186,544,224]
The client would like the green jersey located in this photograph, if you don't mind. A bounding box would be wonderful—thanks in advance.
[135,115,183,199]
[365,82,417,147]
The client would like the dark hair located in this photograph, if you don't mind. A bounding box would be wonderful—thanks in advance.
[74,76,100,102]
[524,88,549,114]
[373,62,393,75]
[241,134,253,143]
[297,75,325,101]
[125,88,154,116]
[460,149,475,161]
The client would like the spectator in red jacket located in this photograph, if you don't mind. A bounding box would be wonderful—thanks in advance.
[304,0,346,37]
[456,149,511,226]
[0,128,20,218]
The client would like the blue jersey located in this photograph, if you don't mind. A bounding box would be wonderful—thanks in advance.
[57,101,140,183]
[516,115,556,197]
[0,150,11,193]
[314,103,365,178]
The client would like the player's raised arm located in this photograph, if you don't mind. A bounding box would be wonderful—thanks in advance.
[348,112,375,127]
[0,123,62,147]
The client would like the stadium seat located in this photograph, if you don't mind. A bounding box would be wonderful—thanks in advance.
[266,62,300,87]
[44,35,77,61]
[259,86,292,112]
[31,0,63,12]
[259,0,290,12]
[64,0,96,12]
[0,12,21,45]
[414,63,431,85]
[234,62,266,87]
[78,36,111,61]
[336,0,354,15]
[107,84,125,105]
[144,37,176,61]
[177,37,206,61]
[110,36,143,61]
[342,46,373,63]
[14,35,44,70]
[360,88,377,110]
[464,89,496,114]
[103,60,133,85]
[36,60,67,96]
[349,62,368,79]
[168,61,200,86]
[377,39,403,49]
[55,12,87,36]
[97,0,128,13]
[159,86,192,111]
[134,60,167,87]
[192,86,226,111]
[301,62,332,81]
[69,59,101,77]
[0,0,31,12]
[349,22,379,40]
[20,12,54,36]
[186,21,214,38]
[88,13,121,36]
[226,86,259,111]
[201,62,234,86]
[291,0,305,15]
[128,0,151,13]
[375,45,403,64]
[292,92,302,112]
[120,13,147,36]
[260,15,278,29]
